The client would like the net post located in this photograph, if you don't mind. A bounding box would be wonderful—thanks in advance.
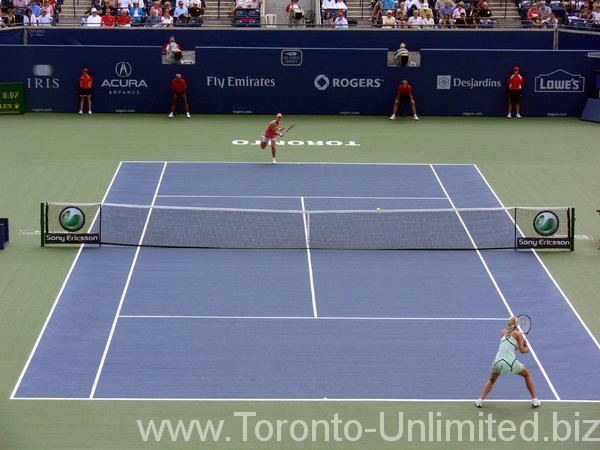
[40,202,45,247]
[98,203,102,247]
[570,207,575,251]
[513,207,518,250]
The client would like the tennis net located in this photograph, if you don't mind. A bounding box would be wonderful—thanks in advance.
[40,202,575,250]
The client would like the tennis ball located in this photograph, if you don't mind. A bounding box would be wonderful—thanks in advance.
[376,208,381,211]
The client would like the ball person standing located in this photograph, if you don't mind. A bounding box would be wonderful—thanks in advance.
[389,79,419,121]
[507,66,524,119]
[78,68,93,115]
[168,73,191,118]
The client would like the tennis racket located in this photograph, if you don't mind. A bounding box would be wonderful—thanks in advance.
[517,314,532,335]
[281,123,295,136]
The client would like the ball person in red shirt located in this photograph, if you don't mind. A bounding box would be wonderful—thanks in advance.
[78,67,93,115]
[260,113,284,164]
[168,73,191,118]
[389,80,419,121]
[507,66,524,119]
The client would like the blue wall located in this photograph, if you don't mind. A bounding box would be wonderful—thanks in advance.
[2,44,598,116]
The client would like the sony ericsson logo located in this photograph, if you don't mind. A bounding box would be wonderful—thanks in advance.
[59,207,86,232]
[437,75,501,90]
[314,75,383,91]
[115,61,132,78]
[533,211,559,237]
[534,69,584,93]
[101,61,148,93]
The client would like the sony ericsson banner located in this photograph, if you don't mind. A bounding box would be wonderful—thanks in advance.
[43,204,100,245]
[516,209,574,250]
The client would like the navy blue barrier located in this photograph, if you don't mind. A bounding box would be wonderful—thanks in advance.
[0,28,25,45]
[557,29,600,50]
[23,28,556,51]
[2,45,598,116]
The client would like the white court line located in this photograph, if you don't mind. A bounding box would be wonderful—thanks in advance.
[301,197,318,318]
[11,396,600,402]
[122,161,479,167]
[119,315,507,321]
[429,164,561,401]
[157,195,448,200]
[10,162,126,401]
[473,165,600,352]
[89,162,168,399]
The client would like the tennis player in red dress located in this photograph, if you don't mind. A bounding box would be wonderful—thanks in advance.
[507,66,524,119]
[260,113,284,164]
[78,68,93,115]
[168,73,191,118]
[389,80,419,121]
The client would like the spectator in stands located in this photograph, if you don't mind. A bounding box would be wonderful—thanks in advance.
[145,7,160,24]
[397,1,408,15]
[390,79,419,121]
[543,10,559,25]
[452,0,465,17]
[538,0,552,19]
[333,0,348,11]
[592,4,600,23]
[41,0,53,16]
[149,0,162,15]
[188,0,204,19]
[419,2,433,17]
[477,0,493,23]
[102,7,115,24]
[438,0,454,18]
[466,9,479,25]
[321,0,337,10]
[86,7,102,24]
[23,7,37,24]
[100,1,113,15]
[466,1,476,16]
[13,0,29,11]
[229,0,253,16]
[79,68,93,115]
[408,7,423,25]
[433,0,450,15]
[438,11,453,25]
[507,66,524,118]
[168,73,190,118]
[115,0,130,10]
[161,7,174,25]
[3,7,16,25]
[394,42,409,65]
[334,9,348,26]
[454,10,467,24]
[382,8,396,26]
[527,2,542,24]
[372,0,394,23]
[322,9,334,25]
[173,0,188,19]
[578,2,592,19]
[38,6,52,22]
[422,8,435,24]
[129,0,145,22]
[116,7,132,24]
[561,0,577,17]
[29,0,41,16]
[395,9,408,25]
[286,0,305,25]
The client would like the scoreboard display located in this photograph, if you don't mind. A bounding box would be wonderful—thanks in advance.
[0,82,24,114]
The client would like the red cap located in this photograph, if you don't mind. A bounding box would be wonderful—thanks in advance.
[338,10,344,16]
[82,67,88,72]
[513,66,519,71]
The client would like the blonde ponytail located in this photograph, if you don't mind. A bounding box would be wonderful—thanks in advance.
[503,316,519,336]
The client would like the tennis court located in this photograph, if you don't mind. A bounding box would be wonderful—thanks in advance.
[11,162,600,402]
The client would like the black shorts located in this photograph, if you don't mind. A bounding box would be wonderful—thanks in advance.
[398,94,411,104]
[79,88,92,96]
[508,89,522,104]
[173,92,186,101]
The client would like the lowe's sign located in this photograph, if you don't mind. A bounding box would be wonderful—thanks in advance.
[534,69,585,93]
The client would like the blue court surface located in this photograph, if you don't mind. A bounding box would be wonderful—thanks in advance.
[11,162,600,401]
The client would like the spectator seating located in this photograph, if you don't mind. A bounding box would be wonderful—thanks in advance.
[234,8,260,26]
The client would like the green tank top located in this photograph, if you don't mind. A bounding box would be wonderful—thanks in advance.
[495,333,518,361]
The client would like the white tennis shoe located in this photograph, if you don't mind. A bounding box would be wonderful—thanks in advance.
[168,112,174,118]
[272,158,277,164]
[389,114,396,120]
[531,398,541,408]
[475,399,483,408]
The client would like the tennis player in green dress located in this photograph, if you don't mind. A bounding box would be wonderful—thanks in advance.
[476,316,541,408]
